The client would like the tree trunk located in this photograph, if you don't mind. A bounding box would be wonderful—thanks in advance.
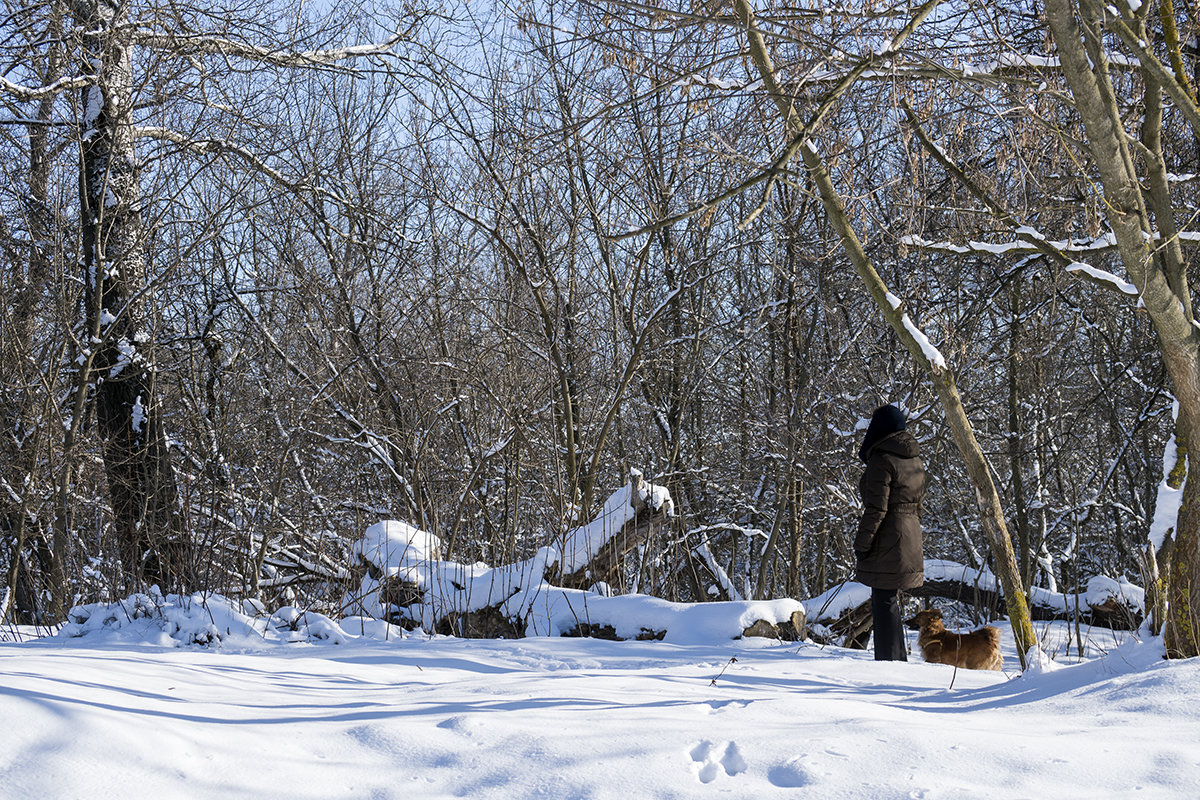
[73,0,190,592]
[1008,281,1032,591]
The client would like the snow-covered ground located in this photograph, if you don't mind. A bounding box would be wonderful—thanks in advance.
[2,611,1197,800]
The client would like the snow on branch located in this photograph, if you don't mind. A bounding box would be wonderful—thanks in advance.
[674,74,761,93]
[135,126,341,204]
[901,231,1120,256]
[884,290,947,369]
[904,230,1200,258]
[901,232,1148,298]
[677,47,1139,99]
[1064,262,1139,297]
[676,63,1028,96]
[902,316,946,368]
[952,51,1134,76]
[0,73,90,101]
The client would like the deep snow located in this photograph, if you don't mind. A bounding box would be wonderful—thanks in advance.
[2,609,1197,800]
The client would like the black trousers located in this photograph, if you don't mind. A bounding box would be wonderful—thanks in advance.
[871,588,907,661]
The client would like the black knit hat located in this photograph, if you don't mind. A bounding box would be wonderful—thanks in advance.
[859,404,907,463]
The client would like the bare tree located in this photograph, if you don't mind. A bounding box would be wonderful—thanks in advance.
[1040,0,1200,656]
[1,0,418,603]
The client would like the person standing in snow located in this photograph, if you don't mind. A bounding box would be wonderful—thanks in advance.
[855,404,926,661]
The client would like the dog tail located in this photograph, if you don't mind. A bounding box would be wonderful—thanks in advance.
[982,625,1003,670]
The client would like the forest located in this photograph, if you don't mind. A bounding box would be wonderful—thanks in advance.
[2,0,1198,659]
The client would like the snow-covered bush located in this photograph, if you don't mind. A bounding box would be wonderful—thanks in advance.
[59,592,403,648]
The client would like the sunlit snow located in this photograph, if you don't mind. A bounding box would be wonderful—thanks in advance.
[2,602,1195,800]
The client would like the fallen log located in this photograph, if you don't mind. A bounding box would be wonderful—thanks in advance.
[914,561,1145,631]
[801,583,873,649]
[560,622,665,641]
[556,470,674,589]
[806,601,872,649]
[343,476,805,643]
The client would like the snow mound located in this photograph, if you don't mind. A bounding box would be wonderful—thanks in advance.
[1084,575,1144,612]
[353,519,441,573]
[1021,646,1064,677]
[60,592,406,648]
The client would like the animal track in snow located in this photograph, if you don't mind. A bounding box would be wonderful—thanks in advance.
[689,740,748,783]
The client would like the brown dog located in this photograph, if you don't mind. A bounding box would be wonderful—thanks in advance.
[907,608,1003,671]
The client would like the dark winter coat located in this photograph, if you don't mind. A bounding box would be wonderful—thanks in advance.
[854,431,926,590]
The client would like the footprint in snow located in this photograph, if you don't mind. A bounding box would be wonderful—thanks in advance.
[689,740,748,783]
[767,755,817,788]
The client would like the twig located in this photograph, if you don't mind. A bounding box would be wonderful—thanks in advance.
[710,656,739,686]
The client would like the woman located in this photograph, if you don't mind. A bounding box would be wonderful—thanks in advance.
[855,404,926,661]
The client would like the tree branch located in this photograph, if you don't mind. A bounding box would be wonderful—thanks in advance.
[900,98,1143,299]
[129,29,413,69]
[0,73,89,101]
[613,0,943,240]
[1101,4,1200,135]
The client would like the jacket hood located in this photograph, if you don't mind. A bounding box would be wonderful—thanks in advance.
[859,405,908,463]
[867,430,921,460]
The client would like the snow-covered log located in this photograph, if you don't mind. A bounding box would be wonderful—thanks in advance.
[341,516,555,635]
[799,562,1145,648]
[339,474,812,642]
[542,594,805,643]
[802,583,873,648]
[556,470,674,588]
[912,561,1144,630]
